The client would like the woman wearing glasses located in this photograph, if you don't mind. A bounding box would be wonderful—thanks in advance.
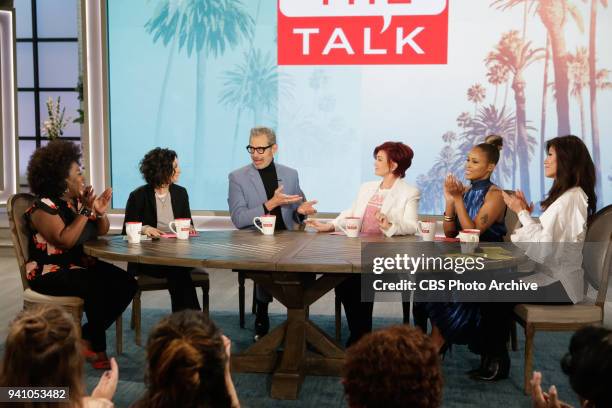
[307,141,420,346]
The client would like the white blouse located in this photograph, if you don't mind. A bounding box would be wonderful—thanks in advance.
[510,187,589,303]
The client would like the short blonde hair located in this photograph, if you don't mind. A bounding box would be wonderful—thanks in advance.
[250,127,276,145]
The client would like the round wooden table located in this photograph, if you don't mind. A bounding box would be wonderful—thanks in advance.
[84,230,525,400]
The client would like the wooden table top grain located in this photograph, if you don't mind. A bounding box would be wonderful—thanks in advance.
[84,230,524,273]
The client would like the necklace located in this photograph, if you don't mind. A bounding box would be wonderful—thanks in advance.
[155,192,169,208]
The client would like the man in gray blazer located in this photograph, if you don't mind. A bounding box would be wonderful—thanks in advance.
[228,126,317,339]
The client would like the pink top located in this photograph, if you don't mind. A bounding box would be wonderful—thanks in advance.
[360,188,390,234]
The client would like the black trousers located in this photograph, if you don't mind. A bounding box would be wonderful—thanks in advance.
[335,276,374,346]
[136,264,201,312]
[30,260,137,352]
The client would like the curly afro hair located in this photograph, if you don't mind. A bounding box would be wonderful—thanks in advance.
[26,140,82,197]
[139,148,177,188]
[343,325,443,408]
[561,325,612,408]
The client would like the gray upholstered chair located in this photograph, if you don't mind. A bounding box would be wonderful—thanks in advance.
[513,204,612,394]
[7,193,124,354]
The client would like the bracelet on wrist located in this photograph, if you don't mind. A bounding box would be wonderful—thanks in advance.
[79,207,93,218]
[443,212,455,222]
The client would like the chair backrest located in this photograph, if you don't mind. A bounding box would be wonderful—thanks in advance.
[582,204,612,306]
[6,193,36,290]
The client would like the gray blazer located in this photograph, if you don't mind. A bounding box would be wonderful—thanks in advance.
[228,162,305,230]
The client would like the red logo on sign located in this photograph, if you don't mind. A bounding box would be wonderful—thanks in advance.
[278,0,449,65]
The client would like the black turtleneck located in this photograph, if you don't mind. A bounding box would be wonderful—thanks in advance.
[257,161,287,231]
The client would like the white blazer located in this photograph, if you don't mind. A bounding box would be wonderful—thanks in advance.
[332,179,421,237]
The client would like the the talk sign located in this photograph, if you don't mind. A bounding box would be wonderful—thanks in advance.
[278,0,449,65]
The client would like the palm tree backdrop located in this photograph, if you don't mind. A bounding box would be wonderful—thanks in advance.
[486,30,545,200]
[467,83,487,116]
[219,49,286,162]
[146,0,254,178]
[588,0,608,205]
[493,0,585,137]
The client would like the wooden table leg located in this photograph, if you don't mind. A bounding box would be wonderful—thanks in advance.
[233,272,348,400]
[271,309,307,399]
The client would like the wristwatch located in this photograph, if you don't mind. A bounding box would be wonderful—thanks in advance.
[79,207,93,218]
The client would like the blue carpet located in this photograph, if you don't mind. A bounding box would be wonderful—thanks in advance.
[1,309,579,407]
[85,309,580,408]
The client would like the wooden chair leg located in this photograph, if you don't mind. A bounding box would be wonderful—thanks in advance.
[524,324,535,395]
[130,303,136,330]
[511,320,518,352]
[335,295,342,342]
[134,291,142,347]
[251,283,256,314]
[202,282,210,319]
[238,272,245,328]
[115,315,123,355]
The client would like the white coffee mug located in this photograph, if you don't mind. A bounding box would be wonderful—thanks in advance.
[253,215,276,235]
[338,217,361,238]
[169,218,191,240]
[125,222,142,244]
[418,221,436,242]
[458,229,480,254]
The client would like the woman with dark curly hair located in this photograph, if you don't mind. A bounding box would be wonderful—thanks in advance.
[132,310,240,408]
[342,325,443,408]
[123,148,200,311]
[24,140,137,369]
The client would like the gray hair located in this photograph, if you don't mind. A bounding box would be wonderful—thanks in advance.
[249,127,276,145]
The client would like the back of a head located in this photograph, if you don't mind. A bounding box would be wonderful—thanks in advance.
[0,305,84,407]
[476,134,503,165]
[561,325,612,408]
[343,325,443,408]
[138,310,232,408]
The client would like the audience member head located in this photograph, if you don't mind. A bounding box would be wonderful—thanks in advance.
[542,135,596,216]
[342,325,443,408]
[0,305,84,407]
[248,126,277,169]
[373,142,414,179]
[136,310,232,408]
[561,325,612,408]
[466,135,503,181]
[139,147,180,189]
[26,140,83,199]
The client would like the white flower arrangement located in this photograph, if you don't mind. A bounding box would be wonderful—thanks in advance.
[42,96,72,139]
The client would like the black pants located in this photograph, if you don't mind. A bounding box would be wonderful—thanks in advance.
[136,264,201,312]
[476,281,571,357]
[30,260,137,352]
[335,276,374,346]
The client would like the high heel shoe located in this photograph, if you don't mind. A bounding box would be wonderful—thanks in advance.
[469,352,510,381]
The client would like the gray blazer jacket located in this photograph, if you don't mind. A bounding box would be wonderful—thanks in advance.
[228,162,304,230]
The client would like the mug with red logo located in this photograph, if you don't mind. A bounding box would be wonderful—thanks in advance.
[338,217,362,238]
[169,218,191,240]
[253,215,277,235]
[418,220,437,241]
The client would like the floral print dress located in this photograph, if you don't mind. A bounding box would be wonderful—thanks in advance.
[24,197,98,281]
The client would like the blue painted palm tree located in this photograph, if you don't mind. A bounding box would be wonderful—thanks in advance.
[459,104,531,187]
[146,0,253,175]
[145,0,181,144]
[219,49,290,162]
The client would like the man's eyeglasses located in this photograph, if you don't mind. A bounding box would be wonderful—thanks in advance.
[246,144,274,154]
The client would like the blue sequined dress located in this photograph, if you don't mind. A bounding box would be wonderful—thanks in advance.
[424,179,507,345]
